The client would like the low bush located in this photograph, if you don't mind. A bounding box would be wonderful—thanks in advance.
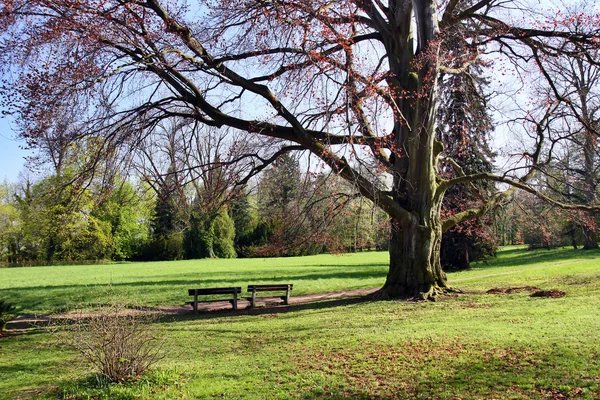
[55,304,166,383]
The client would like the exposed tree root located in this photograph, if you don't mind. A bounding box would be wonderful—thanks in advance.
[367,288,392,301]
[414,285,463,301]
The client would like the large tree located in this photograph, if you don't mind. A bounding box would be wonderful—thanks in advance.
[1,0,599,298]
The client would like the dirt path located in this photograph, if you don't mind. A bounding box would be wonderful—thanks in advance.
[5,287,380,330]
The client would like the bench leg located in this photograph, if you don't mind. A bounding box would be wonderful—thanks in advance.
[194,294,198,313]
[232,292,238,310]
[285,288,290,305]
[251,289,256,308]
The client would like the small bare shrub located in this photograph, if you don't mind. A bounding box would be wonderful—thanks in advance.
[56,304,166,383]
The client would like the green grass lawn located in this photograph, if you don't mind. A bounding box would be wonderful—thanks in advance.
[1,246,600,399]
[0,252,389,315]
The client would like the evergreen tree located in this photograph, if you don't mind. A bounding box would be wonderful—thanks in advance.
[259,153,301,217]
[212,209,237,258]
[230,189,259,253]
[185,200,216,259]
[437,60,497,270]
[149,163,187,260]
[184,151,238,259]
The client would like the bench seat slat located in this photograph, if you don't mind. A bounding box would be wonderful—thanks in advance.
[188,287,241,296]
[247,284,293,291]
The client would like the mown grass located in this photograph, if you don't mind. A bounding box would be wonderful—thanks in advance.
[1,246,600,399]
[0,252,389,315]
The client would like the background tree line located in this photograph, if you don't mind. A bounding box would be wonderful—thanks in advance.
[1,139,597,267]
[0,152,394,266]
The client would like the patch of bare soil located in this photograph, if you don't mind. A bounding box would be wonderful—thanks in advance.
[486,286,541,294]
[530,289,566,298]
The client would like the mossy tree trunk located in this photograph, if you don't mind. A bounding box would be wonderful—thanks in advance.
[382,216,448,299]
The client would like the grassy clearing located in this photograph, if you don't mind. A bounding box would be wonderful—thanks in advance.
[1,246,600,399]
[0,252,388,315]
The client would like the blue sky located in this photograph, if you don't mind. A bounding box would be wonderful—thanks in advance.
[0,116,32,183]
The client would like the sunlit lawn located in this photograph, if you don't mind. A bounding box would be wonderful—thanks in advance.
[1,246,600,399]
[0,252,389,315]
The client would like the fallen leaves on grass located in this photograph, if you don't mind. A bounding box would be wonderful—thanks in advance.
[291,338,467,398]
[287,340,592,399]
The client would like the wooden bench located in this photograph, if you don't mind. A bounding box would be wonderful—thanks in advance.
[188,287,242,312]
[247,284,293,308]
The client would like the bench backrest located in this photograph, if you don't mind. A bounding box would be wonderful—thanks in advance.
[189,287,241,296]
[247,284,293,292]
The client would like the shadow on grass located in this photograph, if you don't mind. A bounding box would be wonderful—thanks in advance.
[0,359,60,377]
[4,266,386,292]
[2,263,385,314]
[157,296,375,323]
[2,267,387,314]
[472,247,600,270]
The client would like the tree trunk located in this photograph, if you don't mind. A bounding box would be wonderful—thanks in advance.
[570,223,578,250]
[373,0,447,300]
[460,240,470,270]
[379,216,448,300]
[583,228,598,250]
